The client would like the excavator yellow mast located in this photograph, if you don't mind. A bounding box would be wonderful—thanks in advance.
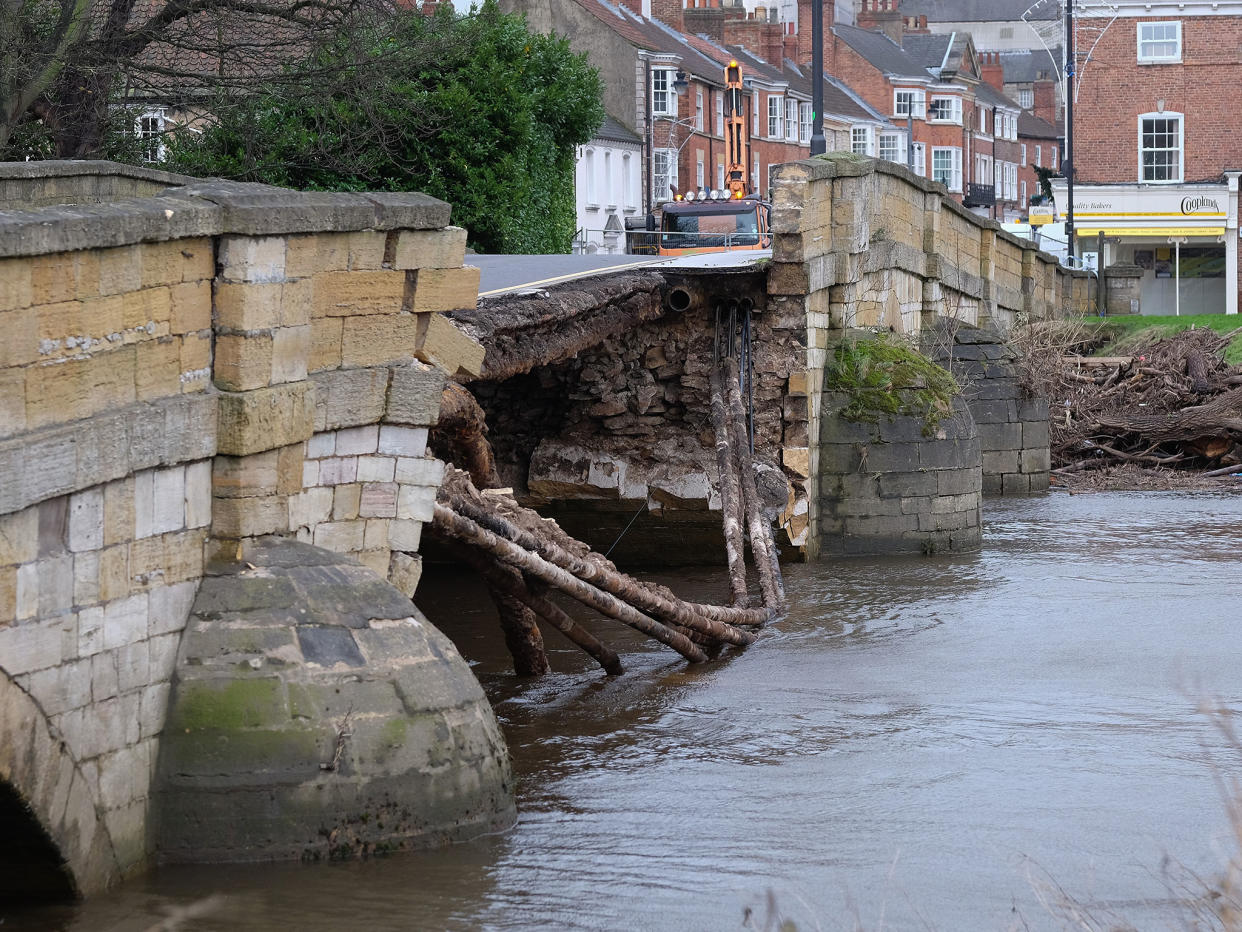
[724,60,749,198]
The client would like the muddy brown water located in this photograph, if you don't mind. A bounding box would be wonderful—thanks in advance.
[12,491,1242,931]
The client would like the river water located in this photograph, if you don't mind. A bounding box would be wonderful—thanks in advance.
[15,491,1242,931]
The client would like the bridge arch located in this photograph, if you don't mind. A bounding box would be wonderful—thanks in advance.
[0,672,120,902]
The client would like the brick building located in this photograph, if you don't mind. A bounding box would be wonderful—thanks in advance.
[1051,0,1242,315]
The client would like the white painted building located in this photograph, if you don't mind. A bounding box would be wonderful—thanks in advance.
[574,116,645,255]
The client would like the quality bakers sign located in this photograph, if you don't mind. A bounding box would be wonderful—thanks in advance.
[1050,181,1228,237]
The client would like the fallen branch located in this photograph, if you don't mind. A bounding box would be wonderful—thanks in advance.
[431,504,709,663]
[447,491,756,647]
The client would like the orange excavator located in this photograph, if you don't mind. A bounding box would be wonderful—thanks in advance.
[638,60,772,257]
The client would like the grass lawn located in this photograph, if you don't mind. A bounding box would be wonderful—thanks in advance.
[1093,314,1242,366]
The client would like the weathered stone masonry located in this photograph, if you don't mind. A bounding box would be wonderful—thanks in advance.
[0,162,504,897]
[767,156,1082,556]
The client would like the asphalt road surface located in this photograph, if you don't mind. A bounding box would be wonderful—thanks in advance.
[468,250,770,297]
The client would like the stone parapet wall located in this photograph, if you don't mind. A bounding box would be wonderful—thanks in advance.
[0,160,197,209]
[0,163,483,894]
[769,156,1082,557]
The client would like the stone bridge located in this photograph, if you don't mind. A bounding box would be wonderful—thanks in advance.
[0,156,1088,902]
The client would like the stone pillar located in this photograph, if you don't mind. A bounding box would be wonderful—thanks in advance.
[1104,264,1143,316]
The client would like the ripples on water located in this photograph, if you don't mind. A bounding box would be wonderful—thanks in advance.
[14,491,1242,931]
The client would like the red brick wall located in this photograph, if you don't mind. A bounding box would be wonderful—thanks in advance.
[1074,14,1242,183]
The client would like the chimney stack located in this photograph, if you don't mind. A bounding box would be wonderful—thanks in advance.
[856,0,901,43]
[980,50,1004,92]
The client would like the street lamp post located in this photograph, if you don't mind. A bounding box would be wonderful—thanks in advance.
[810,0,825,155]
[1064,0,1075,260]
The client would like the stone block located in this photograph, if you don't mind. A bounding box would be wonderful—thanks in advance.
[312,270,408,317]
[0,307,37,367]
[379,426,428,458]
[363,519,389,550]
[216,382,314,457]
[386,363,445,427]
[309,317,343,372]
[409,267,479,314]
[103,477,134,547]
[782,446,810,478]
[1021,420,1050,449]
[312,367,389,432]
[140,681,171,739]
[306,431,336,460]
[0,565,15,623]
[341,314,421,368]
[133,469,155,539]
[1018,398,1050,421]
[149,580,198,636]
[936,467,982,496]
[213,451,279,499]
[359,483,398,518]
[214,332,274,391]
[185,460,212,529]
[357,456,396,483]
[970,399,1017,425]
[313,519,366,552]
[389,227,468,270]
[103,592,148,650]
[141,240,193,289]
[396,485,435,522]
[1019,447,1051,474]
[413,313,483,377]
[1002,473,1032,495]
[152,466,186,535]
[982,474,1003,495]
[863,442,920,473]
[982,450,1019,475]
[37,553,74,616]
[318,457,358,486]
[336,425,379,456]
[134,337,183,402]
[878,471,937,498]
[0,368,26,437]
[920,439,978,470]
[0,507,39,565]
[388,519,422,553]
[388,552,423,597]
[79,605,105,657]
[116,640,150,693]
[1028,472,1050,493]
[332,483,362,520]
[211,495,289,539]
[97,544,130,602]
[0,256,33,311]
[0,615,65,674]
[394,457,444,487]
[977,422,1021,452]
[270,325,311,385]
[218,235,287,283]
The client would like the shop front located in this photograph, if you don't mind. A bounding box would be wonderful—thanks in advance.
[1051,179,1239,316]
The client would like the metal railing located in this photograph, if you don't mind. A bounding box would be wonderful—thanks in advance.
[964,183,996,208]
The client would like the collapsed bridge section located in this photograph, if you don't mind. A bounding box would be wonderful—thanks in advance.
[446,268,812,565]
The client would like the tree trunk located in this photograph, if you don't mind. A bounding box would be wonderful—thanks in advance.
[709,365,750,607]
[447,491,758,646]
[431,504,709,663]
[486,574,551,677]
[722,357,786,611]
[429,381,500,489]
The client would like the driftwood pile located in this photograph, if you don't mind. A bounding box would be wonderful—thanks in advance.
[1026,325,1242,476]
[427,467,771,674]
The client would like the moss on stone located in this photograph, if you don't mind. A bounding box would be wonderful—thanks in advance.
[825,333,959,430]
[170,677,288,732]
